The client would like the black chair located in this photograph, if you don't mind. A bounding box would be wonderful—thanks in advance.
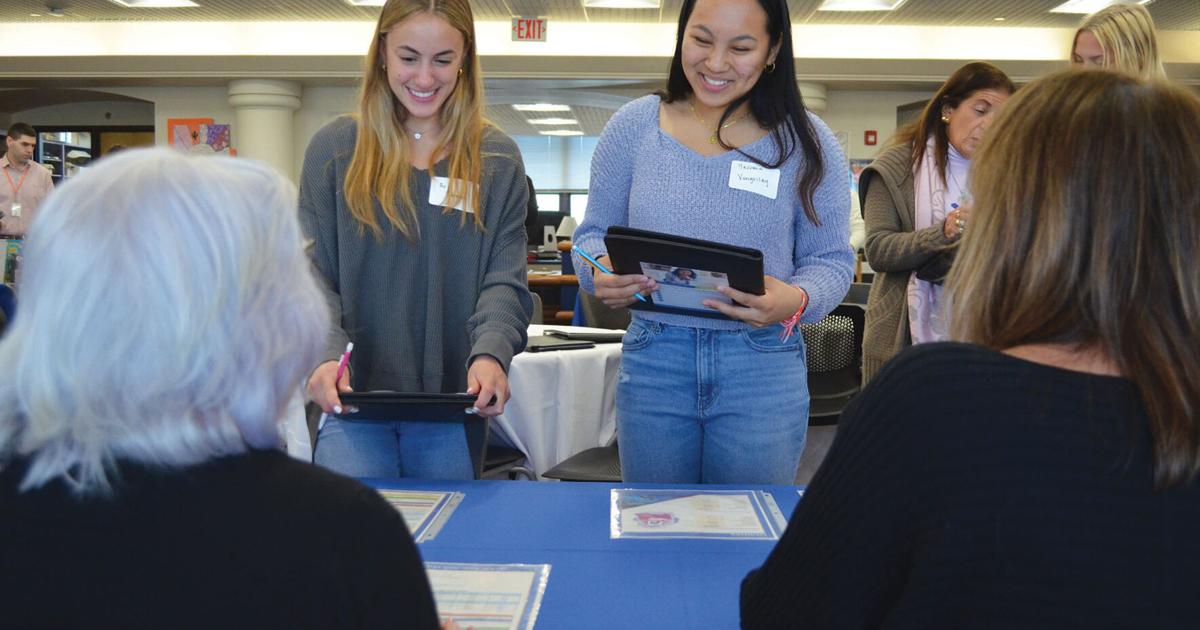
[541,441,621,482]
[579,291,631,330]
[844,281,870,306]
[802,300,865,426]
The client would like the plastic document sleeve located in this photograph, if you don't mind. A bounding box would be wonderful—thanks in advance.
[609,488,788,540]
[425,562,551,630]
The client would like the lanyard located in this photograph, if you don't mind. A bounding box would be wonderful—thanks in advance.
[4,164,29,198]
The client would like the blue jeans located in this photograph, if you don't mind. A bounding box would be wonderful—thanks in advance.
[616,319,809,484]
[313,418,474,480]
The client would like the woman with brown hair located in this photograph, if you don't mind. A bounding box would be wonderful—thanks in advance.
[301,0,532,479]
[858,61,1013,383]
[742,69,1200,628]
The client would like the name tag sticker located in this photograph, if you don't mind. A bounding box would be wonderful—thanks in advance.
[728,161,780,200]
[9,202,21,218]
[428,177,472,213]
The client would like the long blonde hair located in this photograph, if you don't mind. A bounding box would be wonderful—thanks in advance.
[345,0,486,240]
[1074,3,1165,81]
[948,70,1200,489]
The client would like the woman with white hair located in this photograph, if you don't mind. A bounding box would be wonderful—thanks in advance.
[0,149,440,629]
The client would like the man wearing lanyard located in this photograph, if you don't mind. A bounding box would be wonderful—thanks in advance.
[1,123,55,238]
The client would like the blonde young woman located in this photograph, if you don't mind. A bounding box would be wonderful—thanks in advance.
[301,0,532,479]
[1072,2,1165,80]
[744,69,1200,629]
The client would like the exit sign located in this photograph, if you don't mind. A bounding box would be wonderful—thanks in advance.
[512,17,547,42]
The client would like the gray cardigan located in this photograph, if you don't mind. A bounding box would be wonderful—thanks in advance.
[299,117,533,393]
[859,142,955,384]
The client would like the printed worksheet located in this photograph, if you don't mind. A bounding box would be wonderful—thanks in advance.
[426,562,551,630]
[376,490,462,543]
[610,489,787,540]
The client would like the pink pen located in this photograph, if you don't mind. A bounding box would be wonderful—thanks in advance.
[334,342,354,384]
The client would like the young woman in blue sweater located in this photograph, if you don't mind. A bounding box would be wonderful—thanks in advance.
[572,0,853,484]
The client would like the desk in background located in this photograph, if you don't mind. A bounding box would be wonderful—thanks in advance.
[493,324,621,476]
[285,324,623,477]
[368,478,801,629]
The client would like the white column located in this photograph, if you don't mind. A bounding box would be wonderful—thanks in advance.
[798,82,827,113]
[227,80,302,179]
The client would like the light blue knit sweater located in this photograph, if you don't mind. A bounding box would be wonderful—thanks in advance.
[572,95,854,330]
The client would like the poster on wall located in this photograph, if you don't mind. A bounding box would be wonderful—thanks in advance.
[849,159,872,195]
[168,118,234,156]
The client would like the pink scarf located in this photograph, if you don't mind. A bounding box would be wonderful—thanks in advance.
[906,137,970,344]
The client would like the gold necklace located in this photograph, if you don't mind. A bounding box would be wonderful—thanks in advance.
[688,100,747,145]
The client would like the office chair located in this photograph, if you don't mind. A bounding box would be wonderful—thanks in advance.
[579,291,631,330]
[541,440,621,482]
[802,300,865,426]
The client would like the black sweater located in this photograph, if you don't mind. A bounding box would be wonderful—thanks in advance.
[0,449,439,629]
[742,342,1200,629]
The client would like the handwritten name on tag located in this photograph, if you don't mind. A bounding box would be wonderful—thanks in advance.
[428,177,473,213]
[728,161,780,200]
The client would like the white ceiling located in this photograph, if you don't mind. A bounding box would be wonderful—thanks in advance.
[4,0,1199,29]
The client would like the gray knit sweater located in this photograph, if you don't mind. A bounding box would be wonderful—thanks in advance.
[299,117,533,393]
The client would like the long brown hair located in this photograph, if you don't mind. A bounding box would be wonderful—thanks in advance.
[345,0,486,240]
[948,70,1200,489]
[890,61,1014,182]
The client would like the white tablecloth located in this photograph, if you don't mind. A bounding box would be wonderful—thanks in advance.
[284,324,623,476]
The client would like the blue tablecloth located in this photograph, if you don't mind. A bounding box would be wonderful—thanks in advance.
[365,479,802,629]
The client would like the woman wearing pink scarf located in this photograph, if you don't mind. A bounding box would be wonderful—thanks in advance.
[858,62,1013,384]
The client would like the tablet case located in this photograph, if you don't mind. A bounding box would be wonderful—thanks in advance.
[335,392,477,422]
[603,225,765,319]
[544,329,625,343]
[526,334,597,352]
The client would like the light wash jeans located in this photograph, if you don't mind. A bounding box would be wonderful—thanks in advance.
[616,318,809,484]
[313,418,474,480]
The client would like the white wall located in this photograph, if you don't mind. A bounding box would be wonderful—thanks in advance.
[293,85,356,178]
[103,86,238,150]
[13,100,153,127]
[819,89,934,161]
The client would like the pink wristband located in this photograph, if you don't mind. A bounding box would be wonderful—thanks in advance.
[778,288,809,341]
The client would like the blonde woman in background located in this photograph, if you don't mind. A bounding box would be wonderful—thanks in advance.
[1072,2,1165,80]
[301,0,532,479]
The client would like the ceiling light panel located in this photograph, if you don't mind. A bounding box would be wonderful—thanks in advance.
[528,118,579,125]
[1049,0,1150,14]
[583,0,660,8]
[513,104,572,112]
[108,0,199,7]
[817,0,907,11]
[540,130,585,136]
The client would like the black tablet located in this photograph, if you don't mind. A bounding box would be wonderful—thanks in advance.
[335,392,478,421]
[604,225,765,319]
[526,334,597,352]
[544,328,625,343]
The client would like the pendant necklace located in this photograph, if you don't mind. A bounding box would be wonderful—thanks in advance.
[689,100,747,145]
